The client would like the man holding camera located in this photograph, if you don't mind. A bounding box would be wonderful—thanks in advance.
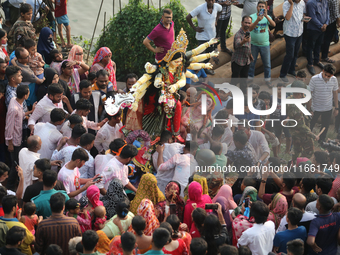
[279,0,308,82]
[231,16,253,94]
[247,1,276,88]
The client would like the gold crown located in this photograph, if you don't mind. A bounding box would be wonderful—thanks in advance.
[163,28,189,63]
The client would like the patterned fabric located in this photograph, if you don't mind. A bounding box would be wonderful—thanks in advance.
[231,28,252,66]
[28,52,44,76]
[212,184,237,209]
[232,215,255,246]
[5,85,28,129]
[128,198,160,236]
[217,0,231,20]
[234,186,258,216]
[60,59,81,94]
[130,173,165,216]
[329,0,340,23]
[157,181,185,222]
[226,142,257,174]
[282,1,305,37]
[68,45,84,62]
[101,178,128,219]
[8,20,36,51]
[94,217,107,231]
[95,230,111,254]
[268,193,288,229]
[92,47,117,90]
[108,235,139,255]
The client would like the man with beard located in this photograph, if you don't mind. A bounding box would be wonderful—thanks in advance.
[71,80,102,134]
[28,83,66,135]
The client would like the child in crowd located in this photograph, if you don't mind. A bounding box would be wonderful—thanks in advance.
[49,48,63,74]
[92,205,107,231]
[65,198,91,233]
[273,207,307,253]
[144,228,171,255]
[54,0,72,48]
[8,3,36,50]
[121,232,137,255]
[19,202,43,235]
[88,72,97,85]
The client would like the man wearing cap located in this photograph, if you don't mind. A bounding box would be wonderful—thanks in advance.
[285,80,320,164]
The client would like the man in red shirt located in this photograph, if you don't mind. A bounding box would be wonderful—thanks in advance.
[143,8,175,62]
[54,0,72,48]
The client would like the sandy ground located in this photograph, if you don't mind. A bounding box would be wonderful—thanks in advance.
[67,0,284,41]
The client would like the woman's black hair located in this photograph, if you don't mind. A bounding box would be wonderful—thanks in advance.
[166,214,180,239]
[132,215,146,236]
[61,61,69,72]
[159,222,173,243]
[203,214,222,255]
[0,29,6,41]
[192,208,207,237]
[116,198,130,218]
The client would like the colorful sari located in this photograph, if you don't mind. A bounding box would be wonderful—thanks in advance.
[232,215,255,246]
[68,45,84,62]
[156,181,185,222]
[95,230,111,253]
[108,235,139,255]
[128,198,160,236]
[91,47,117,90]
[268,193,288,229]
[130,173,165,216]
[233,186,258,216]
[60,59,80,94]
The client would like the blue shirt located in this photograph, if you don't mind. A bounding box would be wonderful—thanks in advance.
[306,0,330,31]
[308,212,340,255]
[186,69,207,84]
[273,226,307,253]
[144,250,164,255]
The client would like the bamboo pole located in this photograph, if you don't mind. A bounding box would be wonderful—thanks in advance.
[113,0,115,16]
[119,0,122,12]
[86,0,105,64]
[103,12,106,37]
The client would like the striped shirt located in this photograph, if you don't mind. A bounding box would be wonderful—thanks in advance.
[35,213,81,255]
[329,0,340,24]
[309,72,338,112]
[5,97,24,146]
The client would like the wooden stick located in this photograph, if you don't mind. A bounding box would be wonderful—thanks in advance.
[86,0,105,64]
[113,0,115,16]
[317,127,326,138]
[103,12,106,37]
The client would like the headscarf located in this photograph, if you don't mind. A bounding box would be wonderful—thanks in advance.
[268,193,288,229]
[37,27,54,64]
[184,174,209,202]
[297,157,310,166]
[60,59,80,94]
[92,47,116,89]
[130,173,166,216]
[87,185,103,208]
[212,184,237,209]
[234,186,258,216]
[128,198,160,236]
[68,45,84,62]
[213,197,233,231]
[37,68,58,101]
[183,181,212,227]
[101,179,128,219]
[165,181,185,222]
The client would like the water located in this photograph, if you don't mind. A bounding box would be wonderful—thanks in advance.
[68,0,283,41]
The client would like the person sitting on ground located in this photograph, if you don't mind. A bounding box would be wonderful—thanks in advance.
[131,215,152,253]
[0,226,27,255]
[49,49,63,74]
[273,207,307,253]
[159,222,189,255]
[144,227,171,255]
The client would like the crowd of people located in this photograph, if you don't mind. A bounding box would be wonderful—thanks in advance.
[0,0,339,255]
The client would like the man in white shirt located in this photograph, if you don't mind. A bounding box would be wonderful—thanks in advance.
[277,193,316,233]
[60,114,83,138]
[97,144,138,195]
[28,83,67,134]
[186,0,222,75]
[309,64,339,143]
[238,201,275,255]
[157,141,198,197]
[18,135,41,198]
[34,108,67,159]
[198,125,228,155]
[152,130,184,194]
[94,109,123,154]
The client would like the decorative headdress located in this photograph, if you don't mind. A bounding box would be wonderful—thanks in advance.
[163,28,188,63]
[104,94,135,116]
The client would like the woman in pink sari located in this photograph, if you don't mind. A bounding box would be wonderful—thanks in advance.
[91,47,117,91]
[212,184,237,209]
[268,193,288,230]
[183,181,212,228]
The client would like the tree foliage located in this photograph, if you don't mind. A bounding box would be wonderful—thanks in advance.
[96,0,197,81]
